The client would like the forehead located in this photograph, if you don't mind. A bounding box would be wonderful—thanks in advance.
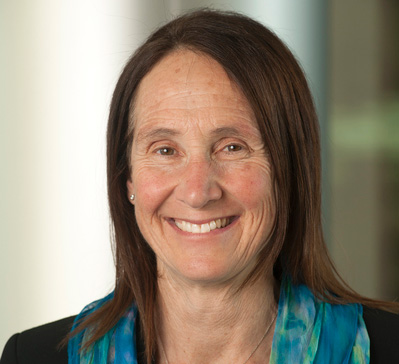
[131,49,257,134]
[136,50,237,101]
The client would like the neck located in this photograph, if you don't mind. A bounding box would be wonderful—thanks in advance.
[156,272,278,364]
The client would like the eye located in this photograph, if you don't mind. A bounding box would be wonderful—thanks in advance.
[156,147,175,156]
[223,144,243,152]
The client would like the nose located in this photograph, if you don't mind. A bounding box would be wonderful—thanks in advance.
[175,158,223,209]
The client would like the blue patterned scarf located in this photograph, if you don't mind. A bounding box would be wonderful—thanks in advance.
[269,278,369,363]
[69,278,370,363]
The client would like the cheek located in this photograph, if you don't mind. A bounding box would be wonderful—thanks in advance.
[225,163,273,209]
[133,166,174,213]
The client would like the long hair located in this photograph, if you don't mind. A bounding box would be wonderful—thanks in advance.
[72,9,398,363]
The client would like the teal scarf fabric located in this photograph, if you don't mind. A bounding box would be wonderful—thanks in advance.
[69,278,370,363]
[68,293,139,364]
[269,278,369,363]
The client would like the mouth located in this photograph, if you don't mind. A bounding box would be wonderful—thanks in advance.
[173,217,236,234]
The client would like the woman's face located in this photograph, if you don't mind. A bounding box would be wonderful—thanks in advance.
[127,50,275,287]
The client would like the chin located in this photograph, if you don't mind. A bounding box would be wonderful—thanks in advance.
[168,258,244,286]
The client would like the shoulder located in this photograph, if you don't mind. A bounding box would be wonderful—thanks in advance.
[1,316,76,364]
[363,306,399,363]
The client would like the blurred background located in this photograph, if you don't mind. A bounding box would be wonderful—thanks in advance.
[1,0,398,349]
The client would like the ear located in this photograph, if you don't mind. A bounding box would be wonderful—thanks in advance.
[126,179,135,203]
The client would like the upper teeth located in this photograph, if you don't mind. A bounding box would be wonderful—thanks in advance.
[175,218,230,233]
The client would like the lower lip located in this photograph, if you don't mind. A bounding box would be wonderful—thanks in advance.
[167,217,239,237]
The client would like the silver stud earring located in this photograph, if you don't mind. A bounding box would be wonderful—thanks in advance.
[130,194,135,201]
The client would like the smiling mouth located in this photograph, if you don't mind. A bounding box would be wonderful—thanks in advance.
[174,218,234,233]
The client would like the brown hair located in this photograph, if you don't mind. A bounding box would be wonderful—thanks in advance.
[71,8,399,363]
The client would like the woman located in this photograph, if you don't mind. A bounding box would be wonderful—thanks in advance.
[2,9,399,364]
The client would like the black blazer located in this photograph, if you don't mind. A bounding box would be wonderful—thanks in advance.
[2,307,399,364]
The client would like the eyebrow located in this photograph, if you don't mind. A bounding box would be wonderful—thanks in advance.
[135,125,250,144]
[210,126,243,137]
[135,127,181,143]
